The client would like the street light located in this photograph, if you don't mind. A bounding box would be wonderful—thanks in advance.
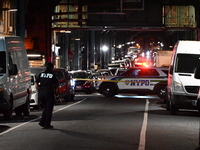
[101,45,109,68]
[102,45,108,52]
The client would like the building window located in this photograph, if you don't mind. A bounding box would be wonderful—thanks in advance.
[163,5,196,27]
[52,4,88,28]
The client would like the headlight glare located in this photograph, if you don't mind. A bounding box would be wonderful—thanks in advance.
[173,81,184,92]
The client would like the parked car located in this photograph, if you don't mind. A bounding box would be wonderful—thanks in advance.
[30,67,45,109]
[30,73,40,109]
[96,69,113,76]
[0,36,32,120]
[30,67,75,102]
[53,68,75,102]
[96,67,168,97]
[69,70,95,94]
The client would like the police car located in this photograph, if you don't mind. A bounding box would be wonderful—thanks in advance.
[96,67,168,97]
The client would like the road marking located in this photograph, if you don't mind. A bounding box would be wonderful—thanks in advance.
[138,99,149,150]
[0,99,86,136]
[53,99,86,113]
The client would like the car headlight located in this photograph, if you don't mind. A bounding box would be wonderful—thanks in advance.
[173,81,184,92]
[70,80,75,86]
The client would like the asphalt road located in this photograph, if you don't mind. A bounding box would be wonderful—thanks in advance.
[0,92,199,150]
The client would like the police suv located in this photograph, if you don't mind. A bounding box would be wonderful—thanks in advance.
[96,67,168,97]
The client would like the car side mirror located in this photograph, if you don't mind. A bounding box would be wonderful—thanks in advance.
[169,65,173,75]
[194,66,200,79]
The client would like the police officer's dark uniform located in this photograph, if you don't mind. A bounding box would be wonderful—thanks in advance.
[36,62,59,129]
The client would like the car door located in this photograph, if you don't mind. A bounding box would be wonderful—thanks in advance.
[117,68,160,90]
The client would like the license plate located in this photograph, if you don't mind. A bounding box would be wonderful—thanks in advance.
[76,86,82,89]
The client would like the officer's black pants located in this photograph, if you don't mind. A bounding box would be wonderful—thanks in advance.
[38,90,55,126]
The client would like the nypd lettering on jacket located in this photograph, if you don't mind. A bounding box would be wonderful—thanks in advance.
[40,73,53,78]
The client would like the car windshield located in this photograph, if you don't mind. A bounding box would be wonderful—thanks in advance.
[71,72,88,78]
[175,54,200,73]
[0,52,6,74]
[53,71,65,79]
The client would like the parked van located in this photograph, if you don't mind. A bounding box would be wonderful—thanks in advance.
[167,41,200,115]
[0,36,32,119]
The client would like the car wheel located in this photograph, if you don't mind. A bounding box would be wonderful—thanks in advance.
[197,99,200,116]
[3,98,13,120]
[156,85,167,99]
[170,100,178,115]
[166,89,170,110]
[166,91,170,111]
[64,93,71,102]
[166,99,170,111]
[14,107,23,116]
[100,83,117,97]
[70,93,75,101]
[163,88,168,104]
[22,95,30,116]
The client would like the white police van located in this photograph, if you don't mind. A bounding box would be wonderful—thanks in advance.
[0,36,32,119]
[96,67,168,97]
[167,41,200,115]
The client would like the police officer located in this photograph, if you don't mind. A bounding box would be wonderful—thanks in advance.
[36,62,60,129]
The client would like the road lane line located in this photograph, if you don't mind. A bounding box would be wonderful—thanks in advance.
[53,99,86,113]
[138,99,149,150]
[0,99,86,136]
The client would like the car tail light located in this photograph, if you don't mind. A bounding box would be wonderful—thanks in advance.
[142,62,149,67]
[82,81,92,88]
